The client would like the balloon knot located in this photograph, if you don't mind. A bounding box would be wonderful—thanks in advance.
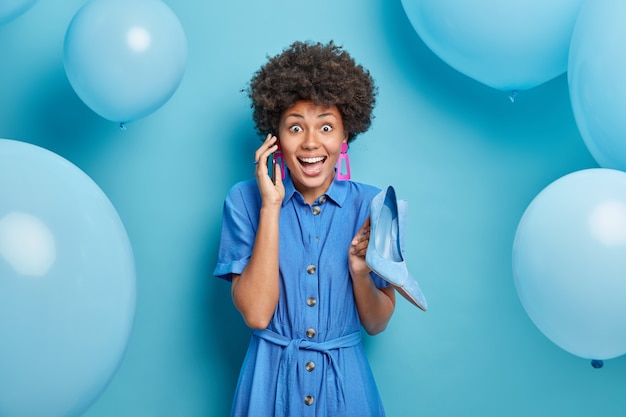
[119,122,127,131]
[509,90,518,103]
[591,359,604,369]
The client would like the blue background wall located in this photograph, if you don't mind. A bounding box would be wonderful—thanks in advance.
[2,0,625,416]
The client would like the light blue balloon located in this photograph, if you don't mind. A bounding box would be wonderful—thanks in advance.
[63,0,187,124]
[0,0,38,25]
[400,0,584,91]
[0,139,136,417]
[513,169,626,360]
[568,0,626,171]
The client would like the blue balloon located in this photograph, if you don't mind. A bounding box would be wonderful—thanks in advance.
[0,0,38,25]
[513,169,626,360]
[0,139,136,417]
[569,0,626,171]
[401,0,584,91]
[63,0,187,124]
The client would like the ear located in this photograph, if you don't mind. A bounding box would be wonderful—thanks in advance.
[343,132,349,142]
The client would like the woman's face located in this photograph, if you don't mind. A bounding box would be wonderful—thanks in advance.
[278,100,348,204]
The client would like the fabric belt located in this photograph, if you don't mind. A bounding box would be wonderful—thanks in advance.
[253,328,361,417]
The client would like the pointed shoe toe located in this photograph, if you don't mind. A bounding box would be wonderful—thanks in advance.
[366,186,427,311]
[398,273,428,311]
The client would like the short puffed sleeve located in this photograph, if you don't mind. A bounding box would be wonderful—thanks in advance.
[213,181,261,281]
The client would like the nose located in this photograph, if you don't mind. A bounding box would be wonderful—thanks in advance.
[301,130,320,150]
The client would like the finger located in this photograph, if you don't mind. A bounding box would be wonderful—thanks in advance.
[254,134,271,158]
[351,243,368,257]
[359,217,370,237]
[254,134,278,163]
[353,232,368,249]
[264,133,278,148]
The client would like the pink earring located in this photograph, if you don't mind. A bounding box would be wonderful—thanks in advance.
[336,142,351,181]
[274,143,286,180]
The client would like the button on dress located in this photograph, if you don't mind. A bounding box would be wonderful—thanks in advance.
[214,173,389,417]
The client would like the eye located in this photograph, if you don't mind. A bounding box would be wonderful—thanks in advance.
[289,125,302,133]
[321,124,333,133]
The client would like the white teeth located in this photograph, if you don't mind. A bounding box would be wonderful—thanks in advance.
[300,157,324,163]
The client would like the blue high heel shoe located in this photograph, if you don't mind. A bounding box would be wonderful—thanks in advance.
[366,186,427,311]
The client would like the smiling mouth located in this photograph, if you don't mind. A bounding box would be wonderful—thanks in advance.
[298,156,326,174]
[299,156,326,164]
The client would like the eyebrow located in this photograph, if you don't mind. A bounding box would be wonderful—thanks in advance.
[284,112,337,119]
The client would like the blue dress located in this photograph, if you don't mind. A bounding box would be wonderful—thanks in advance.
[214,173,389,417]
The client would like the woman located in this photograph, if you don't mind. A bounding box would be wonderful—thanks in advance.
[214,40,395,417]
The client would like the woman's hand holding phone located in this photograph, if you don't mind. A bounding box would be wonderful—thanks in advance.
[254,133,284,206]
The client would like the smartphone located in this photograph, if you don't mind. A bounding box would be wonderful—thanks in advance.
[267,131,278,185]
[267,151,276,185]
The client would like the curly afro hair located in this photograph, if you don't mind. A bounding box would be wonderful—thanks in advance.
[246,40,377,142]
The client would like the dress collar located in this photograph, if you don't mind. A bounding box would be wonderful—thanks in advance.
[282,170,348,208]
